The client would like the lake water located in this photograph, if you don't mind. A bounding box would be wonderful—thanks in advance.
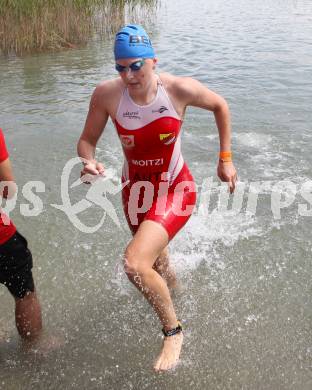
[0,0,312,389]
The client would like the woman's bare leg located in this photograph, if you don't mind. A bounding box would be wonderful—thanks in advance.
[153,247,177,289]
[124,220,183,371]
[15,291,42,340]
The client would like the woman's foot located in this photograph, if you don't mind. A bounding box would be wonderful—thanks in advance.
[153,332,183,371]
[22,332,64,356]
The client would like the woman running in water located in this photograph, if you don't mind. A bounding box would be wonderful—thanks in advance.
[77,25,237,371]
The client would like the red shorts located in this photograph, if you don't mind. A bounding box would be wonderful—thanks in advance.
[122,164,196,240]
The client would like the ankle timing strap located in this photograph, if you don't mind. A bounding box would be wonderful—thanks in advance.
[162,321,183,337]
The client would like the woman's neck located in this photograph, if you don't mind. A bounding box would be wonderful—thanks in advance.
[128,74,158,106]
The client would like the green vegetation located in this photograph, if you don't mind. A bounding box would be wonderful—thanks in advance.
[0,0,157,55]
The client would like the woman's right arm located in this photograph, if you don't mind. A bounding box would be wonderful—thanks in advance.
[77,84,110,176]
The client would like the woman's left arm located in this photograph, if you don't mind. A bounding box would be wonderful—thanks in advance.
[174,77,237,193]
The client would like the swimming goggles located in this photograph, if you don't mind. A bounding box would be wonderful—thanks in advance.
[115,59,145,73]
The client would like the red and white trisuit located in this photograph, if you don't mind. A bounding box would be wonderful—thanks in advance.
[114,77,196,240]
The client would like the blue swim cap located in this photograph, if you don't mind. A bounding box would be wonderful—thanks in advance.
[114,24,155,60]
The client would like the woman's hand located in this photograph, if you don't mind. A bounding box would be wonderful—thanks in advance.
[217,161,237,194]
[80,160,105,184]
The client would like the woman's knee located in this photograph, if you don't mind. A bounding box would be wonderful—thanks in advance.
[123,244,152,279]
[123,245,140,278]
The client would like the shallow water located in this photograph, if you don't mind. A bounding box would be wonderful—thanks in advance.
[1,0,312,389]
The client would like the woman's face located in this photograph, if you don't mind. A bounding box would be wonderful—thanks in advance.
[116,58,157,91]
